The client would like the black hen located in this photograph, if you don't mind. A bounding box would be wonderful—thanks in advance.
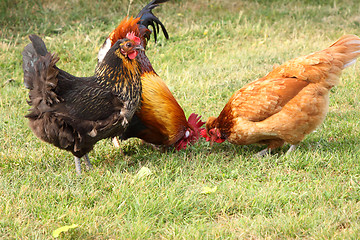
[22,33,143,174]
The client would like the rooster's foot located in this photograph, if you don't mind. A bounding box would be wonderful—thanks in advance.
[112,137,121,148]
[84,154,93,170]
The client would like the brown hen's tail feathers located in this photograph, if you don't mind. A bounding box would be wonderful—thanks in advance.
[266,35,360,86]
[328,34,360,69]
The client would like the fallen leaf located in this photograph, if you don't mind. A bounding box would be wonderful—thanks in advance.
[52,224,79,238]
[134,166,152,179]
[201,186,217,194]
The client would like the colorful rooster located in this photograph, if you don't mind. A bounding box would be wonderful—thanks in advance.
[98,0,204,151]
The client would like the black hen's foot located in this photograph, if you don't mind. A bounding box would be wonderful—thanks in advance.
[74,154,93,175]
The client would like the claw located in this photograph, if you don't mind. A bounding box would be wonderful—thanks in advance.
[286,145,297,155]
[254,148,271,157]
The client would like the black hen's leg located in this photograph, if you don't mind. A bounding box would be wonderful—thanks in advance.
[83,154,93,170]
[74,156,82,175]
[74,155,93,175]
[112,137,121,148]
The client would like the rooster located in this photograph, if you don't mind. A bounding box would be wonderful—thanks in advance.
[98,0,204,151]
[201,35,360,155]
[22,29,144,174]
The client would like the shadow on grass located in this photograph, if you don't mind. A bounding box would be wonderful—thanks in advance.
[85,134,359,176]
[93,139,174,172]
[200,135,359,156]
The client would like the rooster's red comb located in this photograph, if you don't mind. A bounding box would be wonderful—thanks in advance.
[188,113,205,130]
[109,16,141,46]
[126,31,141,45]
[187,113,205,142]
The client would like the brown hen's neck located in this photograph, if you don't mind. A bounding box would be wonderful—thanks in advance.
[214,105,234,139]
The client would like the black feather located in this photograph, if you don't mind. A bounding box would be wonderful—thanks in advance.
[29,34,48,56]
[136,0,170,42]
[22,35,49,89]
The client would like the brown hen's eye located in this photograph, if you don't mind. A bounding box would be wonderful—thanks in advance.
[126,42,132,48]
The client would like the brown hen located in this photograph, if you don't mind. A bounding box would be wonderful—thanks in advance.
[202,35,360,155]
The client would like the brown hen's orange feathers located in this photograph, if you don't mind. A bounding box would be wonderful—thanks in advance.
[203,35,360,155]
[266,35,360,85]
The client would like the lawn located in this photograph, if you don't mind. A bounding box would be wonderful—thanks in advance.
[1,0,360,238]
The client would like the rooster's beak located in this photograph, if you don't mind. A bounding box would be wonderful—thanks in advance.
[134,45,145,52]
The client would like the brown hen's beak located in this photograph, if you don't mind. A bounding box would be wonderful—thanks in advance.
[210,135,215,148]
[134,45,145,51]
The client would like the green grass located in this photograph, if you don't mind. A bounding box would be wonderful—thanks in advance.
[1,0,360,238]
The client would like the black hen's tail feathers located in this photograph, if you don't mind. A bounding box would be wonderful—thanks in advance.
[29,34,48,56]
[22,34,60,114]
[22,35,48,89]
[136,0,170,43]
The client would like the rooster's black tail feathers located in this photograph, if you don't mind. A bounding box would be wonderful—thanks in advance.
[136,0,170,43]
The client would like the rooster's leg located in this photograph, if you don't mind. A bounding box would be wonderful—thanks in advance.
[112,137,125,155]
[141,140,162,151]
[83,154,93,170]
[74,156,82,175]
[112,137,121,148]
[286,145,297,154]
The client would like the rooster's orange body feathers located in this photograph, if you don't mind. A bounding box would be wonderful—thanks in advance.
[98,0,204,150]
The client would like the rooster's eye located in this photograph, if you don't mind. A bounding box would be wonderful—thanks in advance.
[126,42,132,48]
